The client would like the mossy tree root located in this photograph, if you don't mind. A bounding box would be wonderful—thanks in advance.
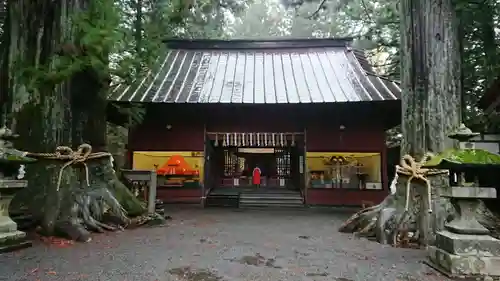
[11,156,147,242]
[338,194,409,244]
[339,199,389,237]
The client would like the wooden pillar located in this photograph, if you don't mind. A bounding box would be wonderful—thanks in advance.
[303,128,308,204]
[147,170,157,214]
[201,124,207,207]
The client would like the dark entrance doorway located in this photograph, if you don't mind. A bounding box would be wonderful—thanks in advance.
[203,132,305,192]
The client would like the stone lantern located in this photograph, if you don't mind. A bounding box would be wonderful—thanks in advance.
[425,124,500,278]
[0,127,36,252]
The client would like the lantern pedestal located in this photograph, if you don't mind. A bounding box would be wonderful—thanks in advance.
[0,179,31,252]
[427,187,500,277]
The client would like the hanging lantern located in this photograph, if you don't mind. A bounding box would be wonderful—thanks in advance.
[241,133,246,147]
[214,132,219,147]
[234,132,238,146]
[222,133,227,147]
[291,134,296,147]
[272,133,276,147]
[280,133,284,147]
[249,133,253,146]
[264,133,268,147]
[257,133,261,146]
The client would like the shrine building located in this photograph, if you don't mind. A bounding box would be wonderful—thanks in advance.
[107,38,401,208]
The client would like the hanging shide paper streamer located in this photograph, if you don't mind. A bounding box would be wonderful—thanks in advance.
[214,132,219,147]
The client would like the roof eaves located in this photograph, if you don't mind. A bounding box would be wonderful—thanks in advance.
[349,48,401,85]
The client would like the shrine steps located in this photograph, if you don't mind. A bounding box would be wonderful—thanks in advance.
[205,187,304,208]
[205,188,240,208]
[239,189,304,208]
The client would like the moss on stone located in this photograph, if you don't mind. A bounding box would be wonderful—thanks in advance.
[423,148,500,167]
[0,154,37,164]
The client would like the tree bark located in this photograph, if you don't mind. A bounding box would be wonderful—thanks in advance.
[6,0,147,239]
[478,0,497,87]
[340,0,461,246]
[399,0,461,245]
[0,0,8,125]
[6,1,75,234]
[400,0,461,158]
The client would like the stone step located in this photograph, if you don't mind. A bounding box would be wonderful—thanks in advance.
[239,192,304,208]
[239,190,303,208]
[0,230,31,253]
[205,197,239,208]
[239,203,304,208]
[239,198,303,204]
[239,194,302,200]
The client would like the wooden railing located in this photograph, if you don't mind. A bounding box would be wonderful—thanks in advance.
[121,169,157,214]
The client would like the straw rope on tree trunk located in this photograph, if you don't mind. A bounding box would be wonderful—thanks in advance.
[391,154,448,246]
[338,153,448,247]
[26,144,112,191]
[14,143,166,242]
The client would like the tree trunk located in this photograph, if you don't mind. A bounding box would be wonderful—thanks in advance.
[400,0,461,158]
[6,0,75,235]
[0,0,8,125]
[6,0,147,240]
[399,0,461,246]
[340,0,461,247]
[478,0,497,87]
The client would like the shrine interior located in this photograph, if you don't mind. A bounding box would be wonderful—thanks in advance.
[204,132,305,191]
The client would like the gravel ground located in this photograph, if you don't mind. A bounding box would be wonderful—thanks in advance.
[0,207,449,281]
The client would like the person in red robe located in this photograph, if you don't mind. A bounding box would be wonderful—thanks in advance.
[252,166,262,188]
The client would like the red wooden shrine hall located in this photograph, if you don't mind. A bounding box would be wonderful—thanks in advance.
[108,38,401,206]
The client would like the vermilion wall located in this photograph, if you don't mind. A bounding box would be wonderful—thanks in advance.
[306,189,388,206]
[157,188,202,204]
[128,103,394,206]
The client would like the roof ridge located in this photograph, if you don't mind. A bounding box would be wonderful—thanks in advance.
[163,38,354,50]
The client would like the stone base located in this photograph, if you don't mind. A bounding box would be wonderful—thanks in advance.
[0,230,31,253]
[436,231,500,256]
[428,245,500,277]
[428,231,500,277]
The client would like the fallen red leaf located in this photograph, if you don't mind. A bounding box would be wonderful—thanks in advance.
[47,271,57,275]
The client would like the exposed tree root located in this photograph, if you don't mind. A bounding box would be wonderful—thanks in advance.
[339,155,457,247]
[339,194,419,246]
[10,145,164,242]
[340,176,453,247]
[339,195,392,237]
